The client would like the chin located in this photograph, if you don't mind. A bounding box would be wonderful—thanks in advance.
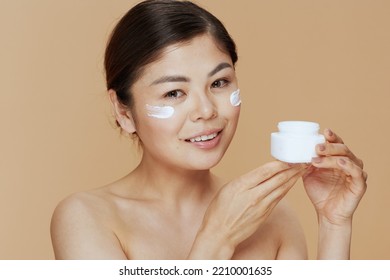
[184,152,225,171]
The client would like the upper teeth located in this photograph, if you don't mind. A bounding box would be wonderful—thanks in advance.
[189,132,218,142]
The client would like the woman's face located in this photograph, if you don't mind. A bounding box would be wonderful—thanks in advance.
[130,34,240,171]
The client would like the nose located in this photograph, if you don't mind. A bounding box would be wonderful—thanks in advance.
[189,91,218,122]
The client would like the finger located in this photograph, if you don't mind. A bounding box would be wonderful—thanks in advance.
[265,170,303,202]
[252,171,303,216]
[337,158,368,198]
[312,156,368,188]
[316,143,364,169]
[362,170,368,181]
[324,128,344,144]
[236,161,296,190]
[249,164,306,196]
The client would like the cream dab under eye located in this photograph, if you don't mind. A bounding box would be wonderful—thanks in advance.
[230,89,241,107]
[146,104,175,119]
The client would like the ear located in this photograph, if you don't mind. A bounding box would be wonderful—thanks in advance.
[108,89,136,134]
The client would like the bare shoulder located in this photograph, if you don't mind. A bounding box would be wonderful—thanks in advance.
[270,199,308,259]
[50,188,127,259]
[52,188,116,219]
[51,190,110,230]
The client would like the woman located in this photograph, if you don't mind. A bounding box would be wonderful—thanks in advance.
[50,0,367,259]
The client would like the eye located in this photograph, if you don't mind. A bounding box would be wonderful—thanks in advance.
[164,90,184,99]
[211,79,229,88]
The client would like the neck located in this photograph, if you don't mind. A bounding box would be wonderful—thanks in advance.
[129,154,221,207]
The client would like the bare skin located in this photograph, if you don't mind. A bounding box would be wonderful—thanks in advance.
[51,34,367,260]
[51,162,308,259]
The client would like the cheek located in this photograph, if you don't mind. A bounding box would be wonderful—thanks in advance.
[140,119,178,138]
[216,92,241,121]
[227,106,241,124]
[135,109,184,142]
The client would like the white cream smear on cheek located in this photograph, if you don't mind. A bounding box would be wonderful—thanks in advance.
[146,104,175,119]
[230,89,241,106]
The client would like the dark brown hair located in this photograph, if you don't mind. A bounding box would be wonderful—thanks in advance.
[104,0,237,112]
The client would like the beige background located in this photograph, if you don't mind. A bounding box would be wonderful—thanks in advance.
[1,0,389,259]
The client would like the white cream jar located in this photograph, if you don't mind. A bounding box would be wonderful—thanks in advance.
[271,121,325,163]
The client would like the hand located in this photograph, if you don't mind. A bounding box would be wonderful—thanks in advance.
[302,129,367,226]
[190,161,307,259]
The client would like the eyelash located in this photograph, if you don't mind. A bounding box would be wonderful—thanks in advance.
[163,79,230,99]
[164,90,184,99]
[211,79,229,88]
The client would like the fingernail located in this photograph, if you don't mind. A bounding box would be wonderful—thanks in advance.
[312,157,322,164]
[327,128,333,136]
[318,144,326,152]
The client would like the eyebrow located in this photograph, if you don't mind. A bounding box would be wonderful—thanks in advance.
[150,62,233,86]
[208,62,232,77]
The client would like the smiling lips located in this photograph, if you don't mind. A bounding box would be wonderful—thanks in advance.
[187,132,219,143]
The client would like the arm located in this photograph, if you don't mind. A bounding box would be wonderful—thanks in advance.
[303,128,367,259]
[317,217,352,259]
[50,193,127,260]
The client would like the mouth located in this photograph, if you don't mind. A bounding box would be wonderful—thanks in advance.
[185,131,221,143]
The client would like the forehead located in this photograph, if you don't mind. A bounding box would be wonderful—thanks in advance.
[137,34,233,84]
